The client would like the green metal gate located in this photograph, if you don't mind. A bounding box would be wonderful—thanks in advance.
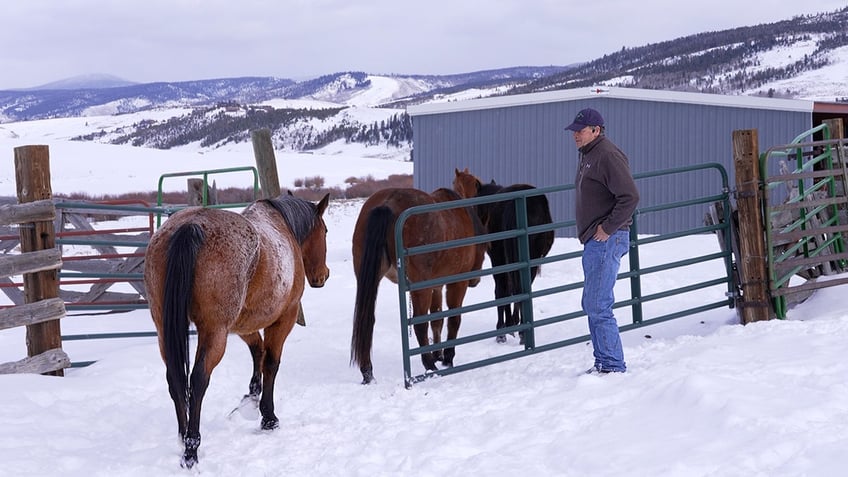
[54,167,259,367]
[760,124,848,318]
[395,163,737,386]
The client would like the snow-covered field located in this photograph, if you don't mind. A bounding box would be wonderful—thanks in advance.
[0,110,411,197]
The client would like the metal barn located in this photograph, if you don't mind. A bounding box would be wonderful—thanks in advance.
[407,86,848,235]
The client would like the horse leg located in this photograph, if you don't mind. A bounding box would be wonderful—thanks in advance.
[258,318,295,431]
[493,272,510,343]
[241,332,264,397]
[410,289,438,372]
[513,266,541,345]
[514,304,525,345]
[182,329,228,469]
[443,281,470,367]
[505,270,523,344]
[158,337,189,438]
[229,332,264,419]
[429,287,445,362]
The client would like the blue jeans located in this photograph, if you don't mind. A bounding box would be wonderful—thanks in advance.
[581,229,629,372]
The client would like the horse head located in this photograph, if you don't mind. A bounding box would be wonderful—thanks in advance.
[301,193,331,288]
[453,167,482,199]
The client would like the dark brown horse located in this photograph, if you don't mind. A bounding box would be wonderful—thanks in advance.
[144,193,330,468]
[350,187,486,384]
[454,168,554,343]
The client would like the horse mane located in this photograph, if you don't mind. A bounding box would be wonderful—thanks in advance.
[263,195,318,244]
[478,181,503,196]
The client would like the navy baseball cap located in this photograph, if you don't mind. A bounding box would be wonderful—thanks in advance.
[564,108,604,131]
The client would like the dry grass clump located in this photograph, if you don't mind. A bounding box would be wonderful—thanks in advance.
[56,174,413,204]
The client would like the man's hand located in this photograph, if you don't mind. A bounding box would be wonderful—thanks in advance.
[593,224,610,242]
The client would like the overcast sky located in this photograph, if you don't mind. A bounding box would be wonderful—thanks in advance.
[2,1,845,90]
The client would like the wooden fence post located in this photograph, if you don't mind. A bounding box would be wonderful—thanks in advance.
[251,128,281,198]
[732,130,771,323]
[250,129,306,326]
[14,145,64,375]
[824,118,844,141]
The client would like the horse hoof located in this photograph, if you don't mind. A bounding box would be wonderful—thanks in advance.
[421,353,438,371]
[181,452,198,469]
[496,335,507,344]
[228,394,260,420]
[360,368,375,384]
[261,417,279,430]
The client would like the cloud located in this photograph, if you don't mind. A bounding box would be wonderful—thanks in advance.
[1,1,845,89]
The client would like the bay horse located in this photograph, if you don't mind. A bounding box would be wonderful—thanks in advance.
[144,192,330,468]
[453,168,554,343]
[350,187,486,384]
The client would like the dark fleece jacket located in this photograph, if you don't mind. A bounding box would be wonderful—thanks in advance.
[574,135,640,244]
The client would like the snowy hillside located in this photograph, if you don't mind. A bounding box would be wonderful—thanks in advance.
[305,74,440,107]
[0,112,412,197]
[751,44,848,101]
[598,39,848,102]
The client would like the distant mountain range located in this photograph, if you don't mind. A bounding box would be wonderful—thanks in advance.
[1,6,845,153]
[0,68,572,122]
[26,73,138,91]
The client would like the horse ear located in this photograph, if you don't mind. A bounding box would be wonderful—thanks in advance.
[489,179,496,185]
[287,190,294,196]
[455,167,461,176]
[316,193,330,216]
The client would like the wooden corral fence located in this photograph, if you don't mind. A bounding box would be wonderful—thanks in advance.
[0,129,293,373]
[0,146,69,376]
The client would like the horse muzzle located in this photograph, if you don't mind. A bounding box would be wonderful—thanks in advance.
[309,268,329,288]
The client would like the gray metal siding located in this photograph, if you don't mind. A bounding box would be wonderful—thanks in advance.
[411,95,811,235]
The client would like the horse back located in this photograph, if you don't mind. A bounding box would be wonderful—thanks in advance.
[429,187,484,278]
[482,183,554,265]
[146,206,297,334]
[353,188,444,277]
[235,202,305,331]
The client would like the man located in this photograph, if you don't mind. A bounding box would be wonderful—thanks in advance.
[565,107,639,374]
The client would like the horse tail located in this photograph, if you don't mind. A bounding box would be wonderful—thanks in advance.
[502,191,554,280]
[501,198,522,293]
[163,223,205,410]
[351,206,393,369]
[532,193,555,266]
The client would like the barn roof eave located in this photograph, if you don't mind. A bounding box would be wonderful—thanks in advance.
[406,86,814,116]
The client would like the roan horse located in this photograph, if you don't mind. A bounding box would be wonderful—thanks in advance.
[453,168,554,343]
[144,193,330,468]
[350,187,486,384]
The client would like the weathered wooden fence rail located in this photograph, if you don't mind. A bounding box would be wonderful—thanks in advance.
[1,129,294,370]
[0,145,69,375]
